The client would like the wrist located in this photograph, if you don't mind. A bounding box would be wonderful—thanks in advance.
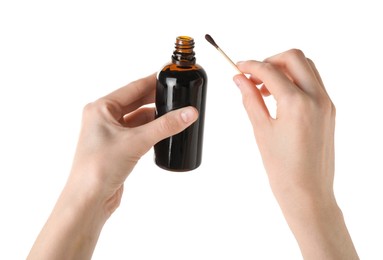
[275,191,358,259]
[278,190,341,232]
[27,176,109,260]
[65,165,122,220]
[272,182,339,235]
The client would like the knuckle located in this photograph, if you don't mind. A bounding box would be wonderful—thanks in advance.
[82,98,121,119]
[279,49,307,66]
[288,93,336,121]
[286,48,305,59]
[259,61,277,74]
[82,101,98,119]
[158,113,180,133]
[316,95,335,113]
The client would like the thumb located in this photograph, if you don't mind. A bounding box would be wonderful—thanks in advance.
[140,106,199,147]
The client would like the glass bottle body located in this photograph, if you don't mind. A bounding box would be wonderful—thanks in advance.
[154,63,207,171]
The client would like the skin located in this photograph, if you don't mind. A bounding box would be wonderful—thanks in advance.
[27,49,359,259]
[233,49,358,259]
[27,74,199,260]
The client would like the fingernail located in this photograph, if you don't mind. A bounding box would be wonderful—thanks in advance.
[181,107,196,123]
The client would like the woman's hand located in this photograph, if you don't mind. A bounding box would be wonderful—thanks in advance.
[27,73,198,260]
[233,49,358,259]
[71,73,198,214]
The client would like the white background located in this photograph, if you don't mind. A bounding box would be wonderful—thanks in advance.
[1,0,382,259]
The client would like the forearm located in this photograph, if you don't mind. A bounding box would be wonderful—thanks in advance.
[27,175,110,260]
[277,192,359,260]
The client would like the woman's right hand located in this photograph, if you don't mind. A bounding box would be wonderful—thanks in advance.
[233,49,358,259]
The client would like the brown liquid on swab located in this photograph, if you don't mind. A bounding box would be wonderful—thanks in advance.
[205,34,242,74]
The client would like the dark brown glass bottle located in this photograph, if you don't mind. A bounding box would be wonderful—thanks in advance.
[154,36,208,171]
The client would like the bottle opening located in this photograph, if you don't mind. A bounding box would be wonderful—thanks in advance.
[177,36,193,42]
[172,36,196,65]
[175,36,194,52]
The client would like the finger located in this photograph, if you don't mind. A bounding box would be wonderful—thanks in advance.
[260,84,271,97]
[121,107,155,127]
[249,75,263,85]
[248,75,270,96]
[236,60,298,101]
[103,73,156,114]
[120,95,155,116]
[264,49,321,96]
[306,58,328,94]
[233,74,270,125]
[135,106,199,152]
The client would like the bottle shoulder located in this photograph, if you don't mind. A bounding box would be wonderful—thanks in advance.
[157,63,207,83]
[160,63,205,72]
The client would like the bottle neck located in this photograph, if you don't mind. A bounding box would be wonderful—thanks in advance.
[172,36,196,66]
